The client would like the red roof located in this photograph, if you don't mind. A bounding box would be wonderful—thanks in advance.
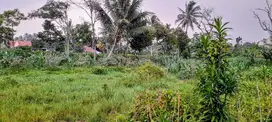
[83,46,95,53]
[9,41,32,48]
[83,46,101,54]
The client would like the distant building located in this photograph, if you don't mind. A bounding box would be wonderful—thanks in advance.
[9,41,32,48]
[83,46,101,54]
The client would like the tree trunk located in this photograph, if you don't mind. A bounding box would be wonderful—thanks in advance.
[65,25,70,60]
[90,10,97,64]
[91,23,96,63]
[107,38,117,58]
[65,35,70,60]
[107,28,122,58]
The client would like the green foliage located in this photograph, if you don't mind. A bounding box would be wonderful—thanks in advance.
[198,18,238,121]
[261,47,272,62]
[130,29,154,52]
[0,9,26,47]
[72,22,92,48]
[28,0,70,20]
[175,27,191,57]
[136,62,165,81]
[34,20,65,51]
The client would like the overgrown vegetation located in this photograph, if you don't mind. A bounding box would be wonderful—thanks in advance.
[0,0,272,121]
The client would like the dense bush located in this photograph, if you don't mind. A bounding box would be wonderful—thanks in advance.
[136,62,165,81]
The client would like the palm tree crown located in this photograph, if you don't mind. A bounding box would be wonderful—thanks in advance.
[176,1,202,33]
[89,0,153,57]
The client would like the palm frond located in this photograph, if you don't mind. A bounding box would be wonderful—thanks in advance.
[176,0,202,32]
[190,6,201,14]
[178,7,185,14]
[104,0,124,21]
[92,1,115,33]
[126,0,143,20]
[151,15,161,24]
[130,11,153,24]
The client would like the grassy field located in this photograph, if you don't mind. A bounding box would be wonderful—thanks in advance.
[0,63,271,121]
[0,66,189,121]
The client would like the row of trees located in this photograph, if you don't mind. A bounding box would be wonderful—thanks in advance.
[1,0,272,60]
[0,0,209,58]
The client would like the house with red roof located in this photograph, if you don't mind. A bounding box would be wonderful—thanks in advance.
[8,41,32,48]
[83,46,101,54]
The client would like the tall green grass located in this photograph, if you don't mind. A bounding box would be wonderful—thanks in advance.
[0,67,181,122]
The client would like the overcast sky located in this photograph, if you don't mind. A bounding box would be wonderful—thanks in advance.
[0,0,270,43]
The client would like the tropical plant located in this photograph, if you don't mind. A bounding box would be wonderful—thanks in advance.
[198,18,238,121]
[176,0,202,34]
[90,0,153,57]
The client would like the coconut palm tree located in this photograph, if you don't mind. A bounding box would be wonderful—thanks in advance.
[89,0,153,57]
[175,1,202,34]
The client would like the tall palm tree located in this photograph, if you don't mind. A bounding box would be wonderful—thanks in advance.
[89,0,153,57]
[175,1,202,34]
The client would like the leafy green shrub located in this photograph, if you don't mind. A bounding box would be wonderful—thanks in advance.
[92,67,108,75]
[198,18,238,121]
[136,62,165,81]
